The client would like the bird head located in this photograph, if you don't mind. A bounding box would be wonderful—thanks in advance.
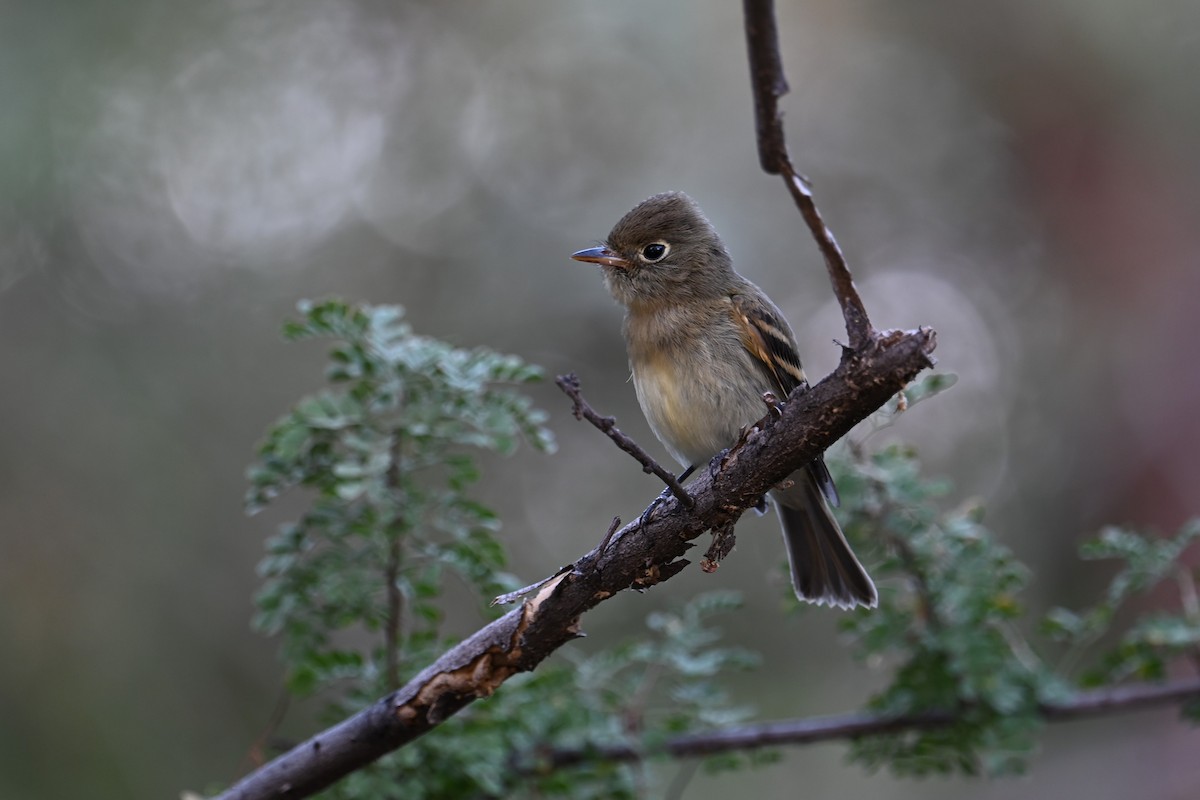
[571,192,734,309]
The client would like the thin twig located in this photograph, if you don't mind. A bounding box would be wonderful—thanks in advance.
[888,523,944,634]
[234,687,291,780]
[741,0,788,174]
[556,373,693,508]
[599,515,623,553]
[779,163,872,349]
[742,0,873,350]
[1173,566,1200,675]
[385,534,402,690]
[535,677,1200,768]
[384,433,406,691]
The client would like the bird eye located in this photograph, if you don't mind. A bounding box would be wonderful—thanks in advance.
[640,242,669,262]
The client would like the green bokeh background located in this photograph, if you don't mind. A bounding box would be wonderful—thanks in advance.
[3,0,1199,797]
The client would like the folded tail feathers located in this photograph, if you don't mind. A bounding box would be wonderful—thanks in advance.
[774,470,877,610]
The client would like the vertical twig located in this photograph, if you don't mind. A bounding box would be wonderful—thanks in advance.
[779,166,872,349]
[1174,566,1200,675]
[235,687,291,779]
[742,0,789,174]
[385,534,403,691]
[385,434,405,691]
[742,0,873,350]
[889,526,944,634]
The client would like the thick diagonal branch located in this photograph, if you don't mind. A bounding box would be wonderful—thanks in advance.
[213,327,936,800]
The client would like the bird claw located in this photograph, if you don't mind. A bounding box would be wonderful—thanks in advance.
[638,486,674,531]
[760,391,783,417]
[638,466,695,531]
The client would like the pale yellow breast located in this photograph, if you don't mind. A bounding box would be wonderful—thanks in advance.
[631,342,762,468]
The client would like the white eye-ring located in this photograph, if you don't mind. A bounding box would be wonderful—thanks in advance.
[639,241,670,262]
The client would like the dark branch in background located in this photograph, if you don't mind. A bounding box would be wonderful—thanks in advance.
[888,526,943,634]
[556,373,693,508]
[743,0,872,350]
[535,677,1200,768]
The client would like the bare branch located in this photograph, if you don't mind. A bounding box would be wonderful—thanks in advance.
[556,373,693,508]
[742,0,872,350]
[213,328,937,800]
[536,677,1200,767]
[598,514,623,553]
[779,164,872,349]
[741,0,789,174]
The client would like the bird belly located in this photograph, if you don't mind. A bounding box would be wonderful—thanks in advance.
[631,348,764,468]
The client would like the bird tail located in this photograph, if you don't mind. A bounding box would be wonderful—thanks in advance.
[773,466,877,610]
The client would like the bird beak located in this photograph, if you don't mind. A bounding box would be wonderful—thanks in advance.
[571,246,630,270]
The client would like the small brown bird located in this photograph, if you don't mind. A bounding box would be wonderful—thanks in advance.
[572,191,877,609]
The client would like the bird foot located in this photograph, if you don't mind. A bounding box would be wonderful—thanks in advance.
[637,486,673,531]
[638,466,695,531]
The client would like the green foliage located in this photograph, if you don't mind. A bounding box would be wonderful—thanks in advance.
[830,427,1200,777]
[248,299,554,698]
[862,371,959,438]
[1042,521,1200,686]
[835,444,1063,777]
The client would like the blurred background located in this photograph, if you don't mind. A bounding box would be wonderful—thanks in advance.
[3,0,1199,796]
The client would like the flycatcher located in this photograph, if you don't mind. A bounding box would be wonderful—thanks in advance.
[571,191,877,609]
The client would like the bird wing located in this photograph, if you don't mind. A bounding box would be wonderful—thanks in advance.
[729,292,840,508]
[728,292,808,397]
